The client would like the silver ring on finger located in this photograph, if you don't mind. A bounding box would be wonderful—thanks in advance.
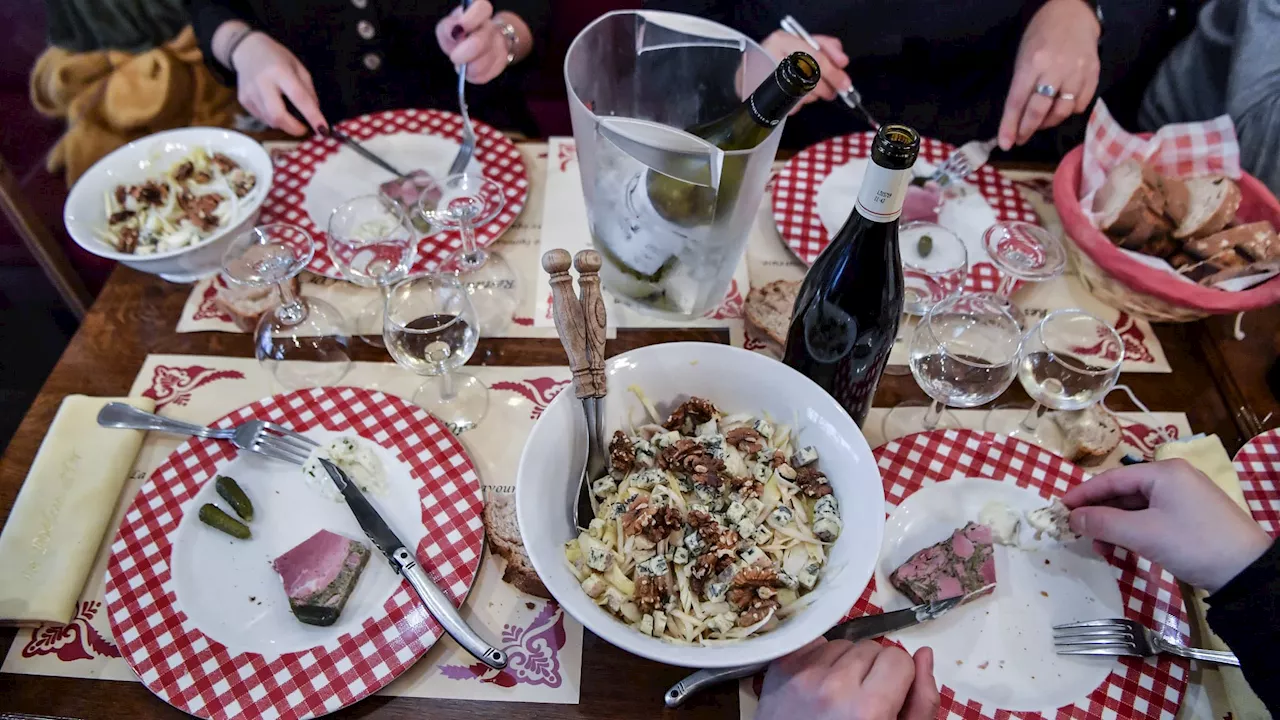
[1035,83,1058,98]
[1059,92,1077,102]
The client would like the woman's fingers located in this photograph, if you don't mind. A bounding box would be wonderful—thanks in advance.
[276,69,328,134]
[1017,88,1056,144]
[998,64,1036,150]
[456,0,494,33]
[899,648,940,720]
[257,84,308,136]
[813,35,849,67]
[1077,60,1100,114]
[1061,466,1157,509]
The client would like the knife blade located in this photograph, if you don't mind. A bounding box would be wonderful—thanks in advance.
[663,584,995,708]
[319,459,507,669]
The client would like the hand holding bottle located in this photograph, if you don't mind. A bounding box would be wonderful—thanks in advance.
[1063,460,1273,592]
[759,30,851,113]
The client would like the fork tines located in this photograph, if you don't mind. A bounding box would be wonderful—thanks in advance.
[1053,619,1142,657]
[252,425,318,465]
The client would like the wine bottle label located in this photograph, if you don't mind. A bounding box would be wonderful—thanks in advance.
[855,163,911,223]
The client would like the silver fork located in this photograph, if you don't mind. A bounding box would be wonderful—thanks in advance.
[918,138,998,188]
[447,0,477,177]
[97,402,318,464]
[1054,618,1239,666]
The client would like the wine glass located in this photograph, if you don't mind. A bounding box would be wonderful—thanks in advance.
[881,293,1022,440]
[982,221,1067,299]
[901,222,968,316]
[985,309,1124,453]
[223,223,353,390]
[417,174,518,335]
[327,194,417,347]
[384,273,487,431]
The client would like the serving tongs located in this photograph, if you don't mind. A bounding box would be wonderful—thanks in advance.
[542,249,609,530]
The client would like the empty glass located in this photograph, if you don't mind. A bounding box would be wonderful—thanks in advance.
[986,309,1124,453]
[223,224,353,390]
[901,222,968,316]
[327,195,417,347]
[418,173,517,335]
[983,221,1067,298]
[384,273,487,432]
[882,293,1022,440]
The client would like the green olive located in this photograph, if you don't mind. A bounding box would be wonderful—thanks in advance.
[918,234,934,258]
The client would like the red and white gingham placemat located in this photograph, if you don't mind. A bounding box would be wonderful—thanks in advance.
[259,109,529,279]
[771,133,1038,294]
[845,430,1190,719]
[104,387,485,720]
[1232,428,1280,537]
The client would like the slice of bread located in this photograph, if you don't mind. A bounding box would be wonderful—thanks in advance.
[483,492,552,599]
[1232,221,1280,262]
[1172,177,1242,239]
[1051,406,1122,467]
[1157,174,1190,226]
[215,276,301,332]
[744,280,799,357]
[1093,159,1152,236]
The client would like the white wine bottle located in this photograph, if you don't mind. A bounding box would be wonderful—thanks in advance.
[646,52,821,229]
[782,124,921,427]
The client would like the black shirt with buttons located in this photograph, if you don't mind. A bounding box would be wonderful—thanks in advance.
[188,0,548,134]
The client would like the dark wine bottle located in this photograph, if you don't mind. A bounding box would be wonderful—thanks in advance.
[646,52,820,228]
[781,124,921,427]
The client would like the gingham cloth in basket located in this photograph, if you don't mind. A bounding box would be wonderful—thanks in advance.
[259,109,529,279]
[841,430,1191,719]
[1080,99,1242,197]
[772,132,1038,294]
[104,387,484,720]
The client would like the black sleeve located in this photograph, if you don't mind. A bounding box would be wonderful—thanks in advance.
[185,0,252,87]
[496,0,548,47]
[1205,538,1280,714]
[641,0,738,27]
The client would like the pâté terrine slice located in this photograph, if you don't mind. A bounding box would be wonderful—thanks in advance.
[273,529,372,626]
[889,522,996,604]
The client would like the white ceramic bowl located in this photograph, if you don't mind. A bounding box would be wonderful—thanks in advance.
[516,342,885,668]
[63,127,274,283]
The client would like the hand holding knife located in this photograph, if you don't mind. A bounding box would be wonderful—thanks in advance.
[664,584,994,707]
[779,15,880,130]
[319,459,507,669]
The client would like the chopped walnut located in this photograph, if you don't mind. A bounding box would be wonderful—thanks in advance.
[663,397,719,433]
[737,598,780,627]
[132,181,168,207]
[795,466,833,497]
[731,566,782,589]
[212,153,240,174]
[622,496,682,542]
[108,210,135,225]
[609,430,636,474]
[117,226,139,253]
[659,438,724,487]
[635,575,668,614]
[727,474,762,499]
[726,586,755,609]
[687,510,739,550]
[725,427,765,454]
[689,552,735,595]
[182,193,224,232]
[113,186,127,206]
[769,450,787,468]
[193,170,212,184]
[172,160,194,182]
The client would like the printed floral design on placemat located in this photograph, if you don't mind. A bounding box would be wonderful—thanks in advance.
[493,377,571,419]
[143,364,246,409]
[1120,419,1181,460]
[557,142,577,172]
[193,276,234,323]
[440,601,566,688]
[512,316,534,327]
[1068,311,1155,365]
[21,601,120,662]
[704,279,744,320]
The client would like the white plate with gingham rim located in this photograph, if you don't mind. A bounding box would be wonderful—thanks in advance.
[258,108,529,280]
[104,387,484,720]
[771,132,1040,295]
[1232,428,1280,537]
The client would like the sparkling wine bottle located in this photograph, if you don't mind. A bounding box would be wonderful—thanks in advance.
[782,124,921,426]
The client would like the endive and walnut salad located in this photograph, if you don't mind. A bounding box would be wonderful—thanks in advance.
[564,394,842,644]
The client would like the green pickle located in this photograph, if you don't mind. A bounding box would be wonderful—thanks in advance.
[199,503,251,539]
[215,475,254,521]
[918,234,933,258]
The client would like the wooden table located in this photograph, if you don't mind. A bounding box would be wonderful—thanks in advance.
[0,263,1268,720]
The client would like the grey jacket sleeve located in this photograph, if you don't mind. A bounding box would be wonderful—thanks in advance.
[1226,0,1280,192]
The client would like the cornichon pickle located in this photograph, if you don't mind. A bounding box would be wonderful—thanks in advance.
[918,234,933,258]
[199,503,251,539]
[215,475,254,521]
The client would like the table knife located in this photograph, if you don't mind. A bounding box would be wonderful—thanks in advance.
[664,584,995,707]
[319,459,507,669]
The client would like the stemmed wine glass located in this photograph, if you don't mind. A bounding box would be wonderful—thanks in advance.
[882,293,1022,440]
[982,221,1067,299]
[384,273,488,432]
[223,223,353,390]
[985,309,1124,453]
[327,194,418,347]
[417,173,518,334]
[901,222,969,316]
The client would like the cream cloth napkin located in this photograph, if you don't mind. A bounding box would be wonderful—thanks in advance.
[0,395,154,625]
[1155,435,1271,720]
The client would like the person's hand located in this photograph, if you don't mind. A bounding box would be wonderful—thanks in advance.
[756,638,938,720]
[759,30,851,114]
[435,0,519,84]
[1063,460,1273,592]
[232,32,327,136]
[997,0,1101,150]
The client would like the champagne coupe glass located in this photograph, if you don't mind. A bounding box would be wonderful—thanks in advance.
[222,223,352,390]
[985,309,1124,453]
[982,221,1067,299]
[417,173,517,334]
[327,194,418,347]
[881,293,1022,440]
[384,273,487,431]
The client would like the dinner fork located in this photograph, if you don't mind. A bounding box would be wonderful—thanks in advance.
[97,402,318,464]
[447,0,477,177]
[913,138,998,189]
[1054,618,1239,666]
